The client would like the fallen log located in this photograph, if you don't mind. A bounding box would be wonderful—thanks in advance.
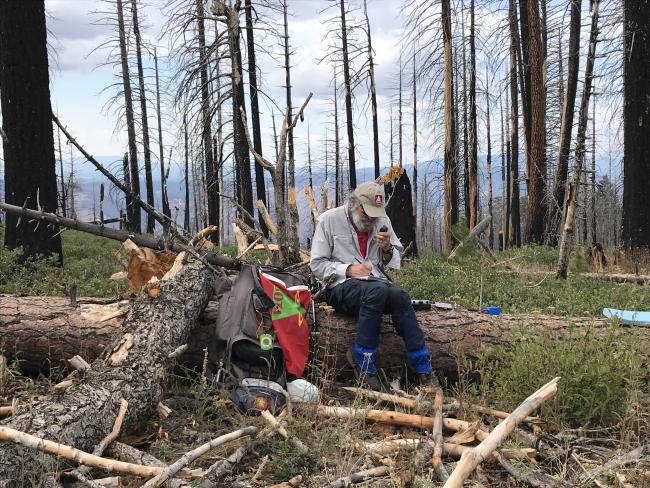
[2,296,649,375]
[0,255,217,483]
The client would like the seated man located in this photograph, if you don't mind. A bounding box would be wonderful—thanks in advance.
[310,181,435,389]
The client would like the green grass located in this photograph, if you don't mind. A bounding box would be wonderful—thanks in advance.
[0,227,122,297]
[395,248,650,316]
[457,325,649,429]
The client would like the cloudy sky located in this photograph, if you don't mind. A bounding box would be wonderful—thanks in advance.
[44,0,429,186]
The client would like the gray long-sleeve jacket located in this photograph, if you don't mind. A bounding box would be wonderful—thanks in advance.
[309,205,403,286]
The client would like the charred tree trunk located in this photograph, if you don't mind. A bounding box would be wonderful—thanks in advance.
[0,258,216,483]
[363,0,380,179]
[622,0,650,249]
[183,113,191,233]
[154,49,171,222]
[56,124,67,219]
[412,50,418,255]
[282,0,293,202]
[442,0,458,253]
[468,0,479,230]
[500,92,509,250]
[556,0,600,279]
[131,0,155,234]
[197,0,219,239]
[486,74,494,249]
[340,0,357,189]
[0,0,62,261]
[552,0,581,245]
[245,0,268,237]
[508,0,521,247]
[333,78,342,207]
[116,0,141,233]
[386,170,417,255]
[523,0,547,244]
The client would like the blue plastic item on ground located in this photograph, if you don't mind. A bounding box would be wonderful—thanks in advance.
[602,308,650,326]
[481,306,502,315]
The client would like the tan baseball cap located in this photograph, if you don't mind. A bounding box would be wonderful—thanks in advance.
[353,182,387,218]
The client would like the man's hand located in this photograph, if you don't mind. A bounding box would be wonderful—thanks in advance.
[346,263,373,278]
[376,231,392,252]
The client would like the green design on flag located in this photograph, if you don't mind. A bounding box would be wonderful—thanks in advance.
[271,285,306,322]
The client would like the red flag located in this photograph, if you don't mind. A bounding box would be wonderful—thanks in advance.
[258,271,312,377]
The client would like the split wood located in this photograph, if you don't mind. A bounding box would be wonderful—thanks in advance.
[0,425,205,478]
[324,466,390,488]
[431,387,450,481]
[442,377,560,488]
[140,426,257,487]
[260,409,308,452]
[0,406,12,417]
[316,405,489,441]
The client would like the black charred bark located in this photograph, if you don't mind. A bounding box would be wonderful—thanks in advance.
[0,0,62,261]
[622,0,650,248]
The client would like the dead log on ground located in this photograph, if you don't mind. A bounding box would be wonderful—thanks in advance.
[2,296,649,375]
[0,255,216,483]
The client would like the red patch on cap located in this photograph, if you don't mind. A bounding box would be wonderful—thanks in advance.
[374,194,383,205]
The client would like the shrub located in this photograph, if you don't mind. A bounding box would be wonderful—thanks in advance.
[475,325,648,429]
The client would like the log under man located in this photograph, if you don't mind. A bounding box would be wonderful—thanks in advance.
[310,181,436,390]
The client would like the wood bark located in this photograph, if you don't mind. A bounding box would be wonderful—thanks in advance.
[486,74,494,249]
[523,0,548,244]
[442,0,458,253]
[556,0,600,279]
[154,49,171,222]
[468,0,479,230]
[0,258,216,483]
[244,0,268,237]
[0,0,63,260]
[508,0,521,247]
[552,0,581,243]
[6,295,649,378]
[622,0,650,248]
[131,0,155,234]
[197,0,219,238]
[340,0,356,189]
[116,0,141,233]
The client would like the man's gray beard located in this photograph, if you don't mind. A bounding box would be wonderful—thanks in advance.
[350,207,373,232]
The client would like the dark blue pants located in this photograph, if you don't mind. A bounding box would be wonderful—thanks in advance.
[326,278,426,352]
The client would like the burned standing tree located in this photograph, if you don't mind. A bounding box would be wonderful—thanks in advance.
[468,0,479,230]
[556,0,600,279]
[244,0,268,236]
[552,0,582,244]
[622,0,650,249]
[117,0,141,233]
[508,0,521,248]
[363,0,380,179]
[154,49,171,221]
[340,0,357,189]
[442,0,458,253]
[0,0,63,261]
[523,0,547,244]
[131,0,156,234]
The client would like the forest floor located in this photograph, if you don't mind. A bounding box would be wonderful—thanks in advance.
[0,228,649,487]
